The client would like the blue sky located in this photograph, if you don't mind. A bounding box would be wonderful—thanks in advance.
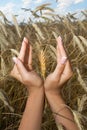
[0,0,87,22]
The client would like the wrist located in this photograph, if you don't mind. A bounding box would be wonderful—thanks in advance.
[26,85,44,95]
[28,87,44,97]
[27,87,45,106]
[45,88,62,96]
[45,90,66,114]
[45,90,64,103]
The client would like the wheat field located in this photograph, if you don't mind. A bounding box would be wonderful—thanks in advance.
[0,4,87,130]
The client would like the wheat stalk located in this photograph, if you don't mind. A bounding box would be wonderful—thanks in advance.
[76,68,87,92]
[72,110,83,130]
[10,49,19,56]
[52,31,58,39]
[38,50,46,79]
[34,3,51,13]
[77,94,87,112]
[12,15,21,38]
[0,7,87,130]
[32,23,45,40]
[79,36,87,47]
[0,21,7,37]
[57,123,64,130]
[73,35,85,53]
[0,89,14,112]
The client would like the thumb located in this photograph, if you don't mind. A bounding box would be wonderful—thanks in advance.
[13,57,28,78]
[54,56,67,78]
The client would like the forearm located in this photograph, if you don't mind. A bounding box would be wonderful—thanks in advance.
[18,87,44,130]
[45,91,79,130]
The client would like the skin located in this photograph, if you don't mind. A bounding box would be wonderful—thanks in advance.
[10,37,44,130]
[44,36,79,130]
[10,36,79,130]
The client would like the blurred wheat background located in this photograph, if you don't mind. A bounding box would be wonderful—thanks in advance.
[0,3,87,130]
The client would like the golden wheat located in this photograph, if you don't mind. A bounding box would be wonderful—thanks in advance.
[38,50,46,78]
[0,6,87,130]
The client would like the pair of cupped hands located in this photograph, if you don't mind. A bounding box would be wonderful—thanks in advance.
[10,36,73,95]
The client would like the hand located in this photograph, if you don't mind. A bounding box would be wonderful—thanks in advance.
[44,36,73,94]
[10,37,43,93]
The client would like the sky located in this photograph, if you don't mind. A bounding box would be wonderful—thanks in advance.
[0,0,87,22]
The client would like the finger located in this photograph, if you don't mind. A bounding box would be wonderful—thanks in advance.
[56,40,61,63]
[24,38,30,64]
[58,59,73,86]
[57,36,72,75]
[59,66,73,86]
[54,56,67,78]
[28,45,32,70]
[18,37,28,62]
[10,66,22,82]
[56,36,67,57]
[13,57,28,79]
[62,60,73,77]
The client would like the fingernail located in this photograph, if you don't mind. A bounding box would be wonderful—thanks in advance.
[61,56,67,64]
[23,37,28,43]
[12,57,18,64]
[58,36,62,44]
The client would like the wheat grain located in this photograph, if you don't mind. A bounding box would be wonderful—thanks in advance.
[73,35,85,53]
[52,31,58,39]
[76,68,87,92]
[12,15,21,38]
[79,35,87,47]
[0,21,7,37]
[77,94,87,112]
[38,50,46,78]
[0,8,87,130]
[0,89,14,112]
[10,49,19,56]
[34,3,51,13]
[32,23,45,40]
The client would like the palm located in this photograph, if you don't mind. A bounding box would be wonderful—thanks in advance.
[11,65,22,82]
